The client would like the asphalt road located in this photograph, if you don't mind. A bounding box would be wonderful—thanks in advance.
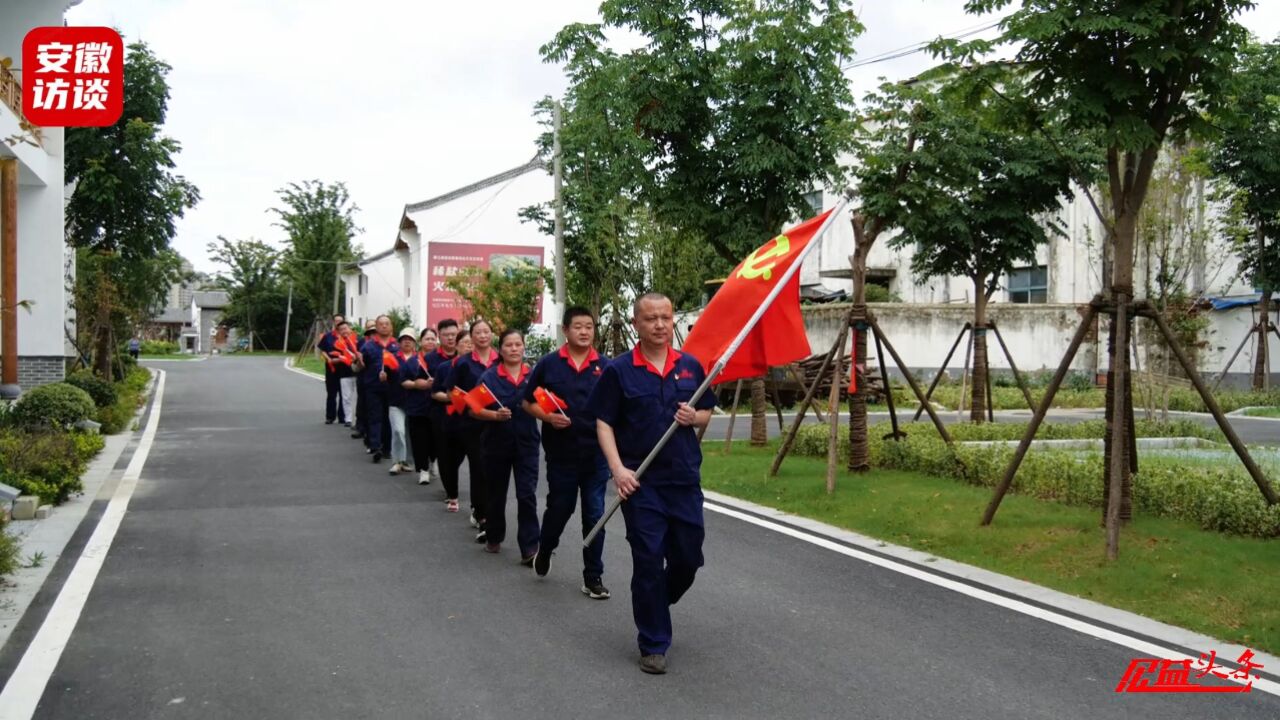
[1,356,1276,719]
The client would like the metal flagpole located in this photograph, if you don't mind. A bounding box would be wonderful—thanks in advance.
[584,195,851,547]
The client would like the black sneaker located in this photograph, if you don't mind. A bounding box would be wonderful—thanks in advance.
[519,552,537,568]
[475,530,488,544]
[639,654,666,675]
[325,419,335,425]
[372,451,382,464]
[582,579,611,600]
[350,432,363,439]
[533,549,552,577]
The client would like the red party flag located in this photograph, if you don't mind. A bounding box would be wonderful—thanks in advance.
[680,210,832,385]
[533,386,569,415]
[464,383,500,414]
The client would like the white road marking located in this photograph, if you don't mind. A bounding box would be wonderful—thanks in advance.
[703,499,1279,698]
[0,371,167,720]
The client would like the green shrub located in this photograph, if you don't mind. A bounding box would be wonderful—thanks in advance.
[0,429,104,505]
[1165,388,1280,414]
[140,340,179,355]
[12,383,96,430]
[65,371,118,408]
[98,367,151,434]
[791,420,1277,537]
[0,513,18,577]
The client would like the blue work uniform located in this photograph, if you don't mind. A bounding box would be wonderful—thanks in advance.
[359,335,400,455]
[477,362,541,556]
[443,349,499,521]
[433,354,466,501]
[588,344,717,657]
[524,345,610,582]
[317,331,345,424]
[400,352,435,476]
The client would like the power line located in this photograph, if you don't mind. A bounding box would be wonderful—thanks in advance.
[841,19,1003,72]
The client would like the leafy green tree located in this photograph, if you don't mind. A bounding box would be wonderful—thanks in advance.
[207,237,280,349]
[546,0,863,443]
[953,0,1255,554]
[444,262,552,334]
[1209,37,1280,389]
[881,70,1088,422]
[65,41,200,377]
[272,180,361,327]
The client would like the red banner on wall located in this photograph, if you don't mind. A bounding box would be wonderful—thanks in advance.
[426,242,545,328]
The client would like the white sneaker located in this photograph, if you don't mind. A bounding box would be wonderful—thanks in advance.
[388,463,402,476]
[418,470,430,485]
[429,462,440,485]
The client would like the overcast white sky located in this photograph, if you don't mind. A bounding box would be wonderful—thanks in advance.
[64,0,1280,274]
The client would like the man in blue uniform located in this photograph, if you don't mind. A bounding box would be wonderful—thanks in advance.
[316,314,346,425]
[588,292,716,675]
[358,314,400,463]
[524,307,611,599]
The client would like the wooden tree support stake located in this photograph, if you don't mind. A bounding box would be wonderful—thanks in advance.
[868,317,952,444]
[770,319,850,477]
[989,320,1036,413]
[723,379,744,454]
[982,302,1100,526]
[913,323,970,422]
[873,329,906,441]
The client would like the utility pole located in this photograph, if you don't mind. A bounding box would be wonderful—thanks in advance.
[282,279,294,354]
[332,261,342,317]
[553,100,566,342]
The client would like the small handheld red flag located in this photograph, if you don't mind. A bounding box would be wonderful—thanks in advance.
[465,383,501,414]
[679,210,832,385]
[533,386,569,415]
[447,387,467,415]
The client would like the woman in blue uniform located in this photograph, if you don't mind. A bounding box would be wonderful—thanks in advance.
[401,331,436,485]
[474,328,540,563]
[444,319,498,540]
[432,329,471,513]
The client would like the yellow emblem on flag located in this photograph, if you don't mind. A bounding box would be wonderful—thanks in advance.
[736,234,791,281]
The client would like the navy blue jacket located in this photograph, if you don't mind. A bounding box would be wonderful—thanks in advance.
[477,362,539,452]
[522,345,608,461]
[588,345,716,486]
[443,350,499,432]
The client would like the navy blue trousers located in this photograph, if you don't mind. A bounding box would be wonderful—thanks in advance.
[620,482,705,656]
[324,369,345,423]
[363,387,390,454]
[483,444,540,556]
[539,453,608,581]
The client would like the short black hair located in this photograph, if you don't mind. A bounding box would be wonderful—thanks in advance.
[335,321,350,330]
[562,306,595,328]
[437,318,459,332]
[332,314,345,323]
[469,318,493,333]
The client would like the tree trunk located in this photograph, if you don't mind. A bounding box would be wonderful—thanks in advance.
[1253,225,1270,391]
[1102,199,1139,526]
[971,277,988,423]
[749,376,768,446]
[848,215,874,472]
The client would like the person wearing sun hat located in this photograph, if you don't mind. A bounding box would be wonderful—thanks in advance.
[385,328,418,474]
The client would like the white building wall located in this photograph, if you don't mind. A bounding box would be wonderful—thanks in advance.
[0,0,79,386]
[401,164,560,335]
[341,251,409,331]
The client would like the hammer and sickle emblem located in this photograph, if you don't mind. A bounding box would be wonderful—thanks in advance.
[736,234,791,281]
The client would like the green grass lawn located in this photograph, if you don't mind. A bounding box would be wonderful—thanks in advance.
[1242,406,1280,418]
[700,441,1280,654]
[294,355,326,376]
[138,354,200,360]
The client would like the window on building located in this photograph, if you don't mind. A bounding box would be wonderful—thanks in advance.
[1008,265,1048,303]
[803,190,823,216]
[358,274,368,295]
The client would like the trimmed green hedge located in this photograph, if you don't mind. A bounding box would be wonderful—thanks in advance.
[65,371,118,408]
[0,429,105,505]
[792,421,1280,537]
[12,383,96,430]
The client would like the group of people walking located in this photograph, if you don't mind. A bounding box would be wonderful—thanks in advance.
[313,293,716,675]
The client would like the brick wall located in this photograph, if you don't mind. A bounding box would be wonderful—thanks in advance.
[15,356,66,389]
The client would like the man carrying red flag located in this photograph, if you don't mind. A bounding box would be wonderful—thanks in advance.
[588,293,716,675]
[522,307,611,600]
[679,209,832,384]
